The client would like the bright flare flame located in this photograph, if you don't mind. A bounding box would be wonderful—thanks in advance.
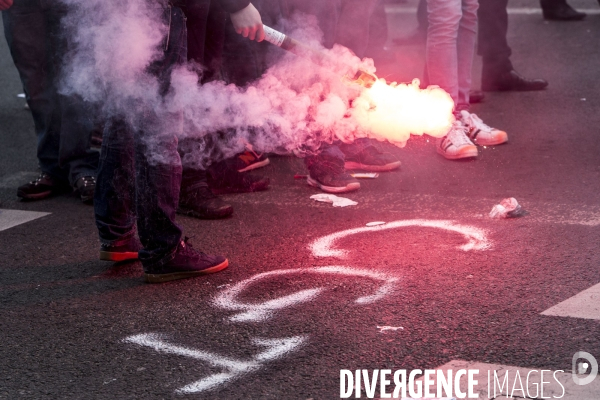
[351,78,455,147]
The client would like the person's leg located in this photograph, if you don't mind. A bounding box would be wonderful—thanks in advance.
[426,0,477,161]
[46,5,99,191]
[2,1,66,186]
[95,117,138,261]
[58,94,100,197]
[139,6,228,282]
[134,116,184,266]
[425,0,462,106]
[4,2,99,202]
[478,0,512,83]
[455,0,478,110]
[479,0,548,92]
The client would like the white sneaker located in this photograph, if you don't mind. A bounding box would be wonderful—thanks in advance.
[460,110,508,145]
[436,121,478,160]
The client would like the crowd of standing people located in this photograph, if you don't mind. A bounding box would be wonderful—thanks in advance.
[1,0,586,283]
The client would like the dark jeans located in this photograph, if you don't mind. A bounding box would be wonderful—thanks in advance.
[94,5,187,267]
[477,0,513,79]
[2,0,98,186]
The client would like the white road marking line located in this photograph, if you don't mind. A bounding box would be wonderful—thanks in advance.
[123,333,306,394]
[541,282,600,321]
[0,209,50,232]
[213,266,399,322]
[377,326,404,333]
[309,219,491,258]
[385,5,600,14]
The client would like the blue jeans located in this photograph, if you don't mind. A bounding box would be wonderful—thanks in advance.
[425,0,478,111]
[94,5,187,267]
[2,0,98,186]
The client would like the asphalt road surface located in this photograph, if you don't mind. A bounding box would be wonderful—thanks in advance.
[1,1,600,399]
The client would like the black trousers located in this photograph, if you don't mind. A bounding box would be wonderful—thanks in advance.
[477,0,513,79]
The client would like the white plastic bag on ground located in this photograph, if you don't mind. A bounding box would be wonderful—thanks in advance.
[489,197,527,218]
[310,194,357,207]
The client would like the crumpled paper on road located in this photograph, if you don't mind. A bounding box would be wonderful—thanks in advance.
[310,194,357,207]
[489,197,528,219]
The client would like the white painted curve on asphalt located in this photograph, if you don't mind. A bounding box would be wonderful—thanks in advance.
[309,219,491,258]
[213,266,399,322]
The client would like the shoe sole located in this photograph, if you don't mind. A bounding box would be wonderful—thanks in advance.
[177,205,233,219]
[17,190,53,200]
[144,259,229,283]
[238,158,270,173]
[307,176,361,193]
[100,250,139,262]
[344,160,401,172]
[471,131,508,146]
[436,146,478,160]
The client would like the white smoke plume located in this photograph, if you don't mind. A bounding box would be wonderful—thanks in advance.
[59,0,454,169]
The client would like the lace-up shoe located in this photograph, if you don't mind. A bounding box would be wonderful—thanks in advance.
[75,176,96,203]
[17,172,69,200]
[178,185,233,219]
[308,156,360,193]
[436,121,478,160]
[344,146,401,172]
[143,238,228,283]
[459,110,508,146]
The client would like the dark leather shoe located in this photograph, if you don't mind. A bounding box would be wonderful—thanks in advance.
[469,90,485,104]
[75,176,96,204]
[482,70,549,92]
[17,172,69,200]
[178,185,233,219]
[542,3,586,21]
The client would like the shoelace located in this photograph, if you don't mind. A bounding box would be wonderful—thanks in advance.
[79,176,96,187]
[466,113,494,131]
[179,237,205,257]
[447,122,473,147]
[31,173,49,185]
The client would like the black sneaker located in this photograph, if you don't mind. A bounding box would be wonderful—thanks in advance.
[143,238,228,283]
[100,239,142,262]
[17,172,69,200]
[231,151,270,172]
[307,157,360,193]
[208,167,270,194]
[75,176,96,203]
[178,185,233,219]
[344,146,401,172]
